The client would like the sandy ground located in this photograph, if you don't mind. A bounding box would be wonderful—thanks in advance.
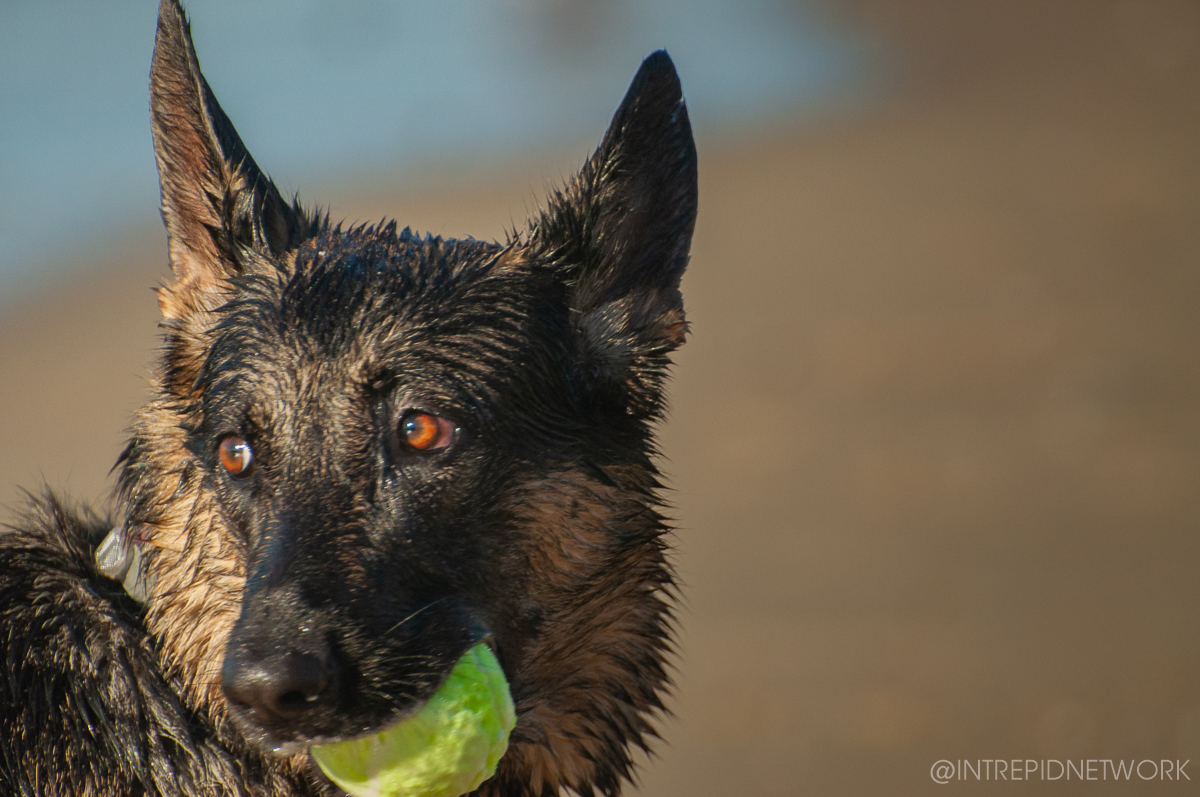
[3,1,1200,794]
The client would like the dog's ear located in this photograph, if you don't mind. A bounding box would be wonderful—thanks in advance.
[150,0,304,319]
[531,51,697,414]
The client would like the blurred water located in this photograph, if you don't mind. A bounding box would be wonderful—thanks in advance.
[0,0,872,295]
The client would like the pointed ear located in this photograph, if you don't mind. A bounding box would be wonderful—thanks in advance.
[532,51,697,413]
[150,0,305,319]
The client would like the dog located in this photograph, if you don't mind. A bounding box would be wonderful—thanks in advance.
[0,1,696,795]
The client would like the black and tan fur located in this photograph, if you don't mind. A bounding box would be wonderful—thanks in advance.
[0,1,696,795]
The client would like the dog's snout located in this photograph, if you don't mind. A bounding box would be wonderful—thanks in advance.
[222,650,336,726]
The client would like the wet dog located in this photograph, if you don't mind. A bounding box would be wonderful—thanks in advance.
[0,1,695,794]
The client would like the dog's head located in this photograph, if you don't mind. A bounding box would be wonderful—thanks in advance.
[120,1,695,794]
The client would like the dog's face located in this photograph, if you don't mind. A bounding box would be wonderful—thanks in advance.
[199,234,577,749]
[121,2,695,794]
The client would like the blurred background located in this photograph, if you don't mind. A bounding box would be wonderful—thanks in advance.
[2,1,1199,794]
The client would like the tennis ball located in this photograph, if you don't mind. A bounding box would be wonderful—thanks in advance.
[310,643,515,797]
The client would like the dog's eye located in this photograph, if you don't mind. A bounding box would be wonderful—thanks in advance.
[218,435,255,477]
[401,412,455,452]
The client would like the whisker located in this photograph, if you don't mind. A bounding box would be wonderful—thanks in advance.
[383,597,445,637]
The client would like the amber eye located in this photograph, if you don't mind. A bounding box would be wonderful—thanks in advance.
[218,435,255,477]
[401,411,455,452]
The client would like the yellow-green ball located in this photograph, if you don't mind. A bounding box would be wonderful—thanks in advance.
[310,643,515,797]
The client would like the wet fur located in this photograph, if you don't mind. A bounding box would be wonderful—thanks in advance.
[0,1,695,795]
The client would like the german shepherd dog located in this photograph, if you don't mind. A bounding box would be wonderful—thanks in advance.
[0,0,695,795]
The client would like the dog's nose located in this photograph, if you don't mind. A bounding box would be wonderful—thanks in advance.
[222,650,335,724]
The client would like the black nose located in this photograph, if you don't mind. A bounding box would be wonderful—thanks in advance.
[222,650,336,725]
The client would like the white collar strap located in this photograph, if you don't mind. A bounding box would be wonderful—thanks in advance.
[95,522,154,603]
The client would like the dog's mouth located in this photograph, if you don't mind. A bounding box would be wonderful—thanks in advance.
[266,691,432,758]
[221,615,495,758]
[264,639,495,758]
